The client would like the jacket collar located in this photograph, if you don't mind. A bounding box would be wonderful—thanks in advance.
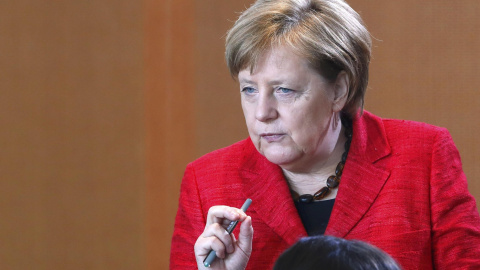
[239,139,306,245]
[239,111,391,241]
[325,111,391,237]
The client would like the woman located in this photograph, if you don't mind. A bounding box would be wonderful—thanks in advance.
[273,235,402,270]
[170,0,480,269]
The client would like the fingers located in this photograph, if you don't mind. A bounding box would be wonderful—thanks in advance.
[207,205,248,226]
[194,204,252,268]
[203,223,236,256]
[195,234,231,259]
[237,216,254,255]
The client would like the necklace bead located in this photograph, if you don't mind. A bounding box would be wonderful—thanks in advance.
[335,162,344,176]
[326,175,339,188]
[313,186,331,200]
[299,194,314,203]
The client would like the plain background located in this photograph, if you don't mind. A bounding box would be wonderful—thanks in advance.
[1,0,479,269]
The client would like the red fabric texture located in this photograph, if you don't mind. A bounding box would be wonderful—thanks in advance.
[170,111,480,269]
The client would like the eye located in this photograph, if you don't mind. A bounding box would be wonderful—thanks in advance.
[277,87,293,94]
[241,87,256,94]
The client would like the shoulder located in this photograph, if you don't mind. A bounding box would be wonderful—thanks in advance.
[382,117,445,138]
[362,110,444,135]
[362,111,449,148]
[352,110,457,164]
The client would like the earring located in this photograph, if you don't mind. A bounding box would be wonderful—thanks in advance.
[332,112,340,130]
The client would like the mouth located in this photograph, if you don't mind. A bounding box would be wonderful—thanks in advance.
[260,133,285,143]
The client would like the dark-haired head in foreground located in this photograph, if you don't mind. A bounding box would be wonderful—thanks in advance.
[273,235,402,270]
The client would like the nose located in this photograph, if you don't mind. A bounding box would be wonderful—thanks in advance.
[255,92,278,122]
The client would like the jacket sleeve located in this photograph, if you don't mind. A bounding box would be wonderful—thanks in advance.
[430,128,480,269]
[170,163,206,269]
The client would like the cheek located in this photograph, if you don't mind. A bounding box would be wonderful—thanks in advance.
[241,103,254,127]
[288,106,330,143]
[290,120,317,145]
[240,98,248,114]
[242,105,262,151]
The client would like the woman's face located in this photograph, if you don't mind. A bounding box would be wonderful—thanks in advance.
[238,46,345,172]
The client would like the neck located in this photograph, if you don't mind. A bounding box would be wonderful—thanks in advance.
[283,117,347,196]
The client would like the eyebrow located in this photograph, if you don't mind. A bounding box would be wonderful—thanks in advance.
[238,79,256,84]
[238,79,287,85]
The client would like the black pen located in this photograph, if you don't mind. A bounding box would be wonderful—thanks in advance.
[203,198,252,268]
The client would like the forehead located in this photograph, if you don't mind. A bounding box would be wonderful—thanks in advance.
[240,47,307,76]
[238,46,324,84]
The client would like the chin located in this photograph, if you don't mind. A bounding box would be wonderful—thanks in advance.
[262,149,299,167]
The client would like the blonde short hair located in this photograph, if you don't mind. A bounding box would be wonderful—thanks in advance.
[225,0,372,118]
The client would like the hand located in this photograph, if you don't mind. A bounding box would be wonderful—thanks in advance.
[194,205,254,270]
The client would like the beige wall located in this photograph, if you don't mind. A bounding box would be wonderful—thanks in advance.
[1,0,478,269]
[0,1,145,269]
[145,0,196,268]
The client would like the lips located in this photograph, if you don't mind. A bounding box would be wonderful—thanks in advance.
[260,133,285,143]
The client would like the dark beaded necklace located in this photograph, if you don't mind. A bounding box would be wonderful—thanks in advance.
[291,118,353,203]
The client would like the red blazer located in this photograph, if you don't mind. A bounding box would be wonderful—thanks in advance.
[170,111,480,269]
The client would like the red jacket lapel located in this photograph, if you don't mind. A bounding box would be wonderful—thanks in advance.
[239,139,307,245]
[326,111,392,237]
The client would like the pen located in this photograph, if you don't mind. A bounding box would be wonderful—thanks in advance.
[203,198,252,268]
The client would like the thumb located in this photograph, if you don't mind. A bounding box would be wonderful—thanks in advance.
[237,216,253,256]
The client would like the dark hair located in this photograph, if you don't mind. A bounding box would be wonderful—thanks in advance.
[273,235,402,270]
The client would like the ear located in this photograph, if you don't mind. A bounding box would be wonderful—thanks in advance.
[332,71,349,113]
